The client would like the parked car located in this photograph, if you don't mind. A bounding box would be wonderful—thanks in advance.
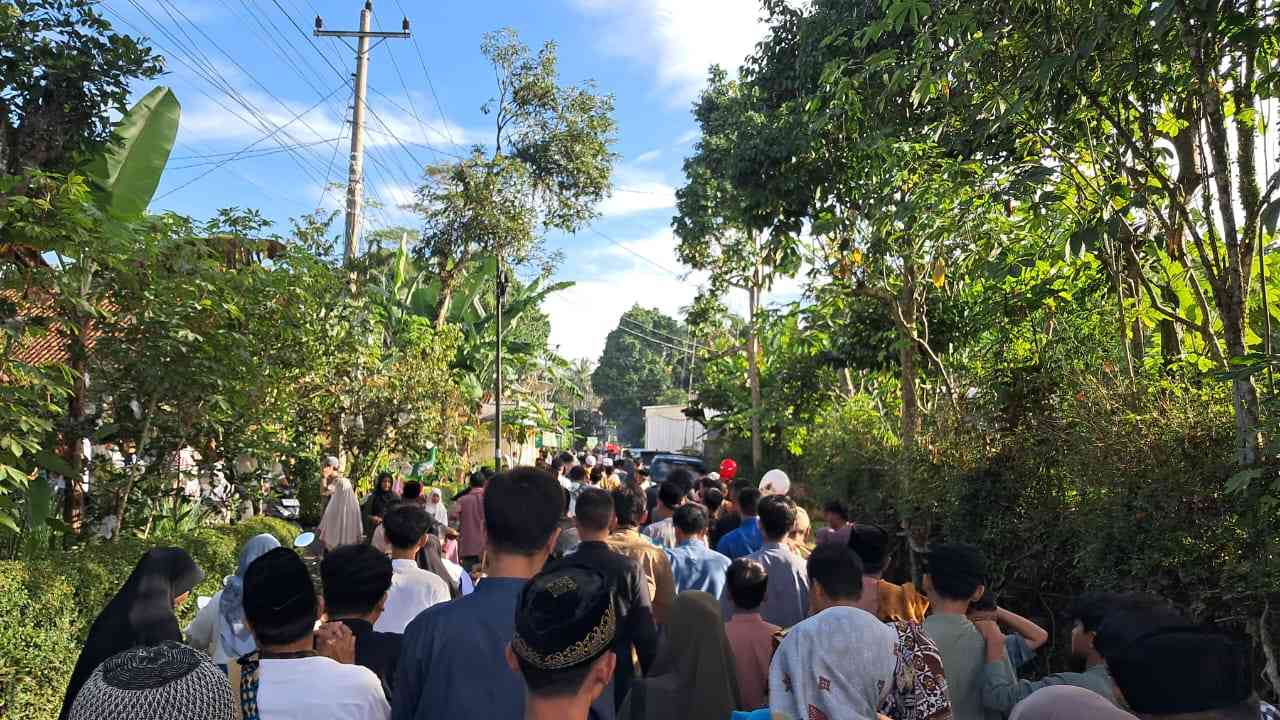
[649,454,705,484]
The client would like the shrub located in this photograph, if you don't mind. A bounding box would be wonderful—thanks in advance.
[0,517,302,719]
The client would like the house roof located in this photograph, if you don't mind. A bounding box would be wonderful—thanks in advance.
[1,288,107,367]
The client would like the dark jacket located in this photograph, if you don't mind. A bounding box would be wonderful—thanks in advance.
[549,540,659,711]
[337,617,402,701]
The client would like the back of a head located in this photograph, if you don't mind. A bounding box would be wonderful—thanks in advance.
[574,487,614,533]
[658,481,685,510]
[567,465,588,483]
[806,543,864,602]
[847,524,890,575]
[243,547,317,647]
[485,467,565,555]
[727,558,768,611]
[470,471,488,488]
[402,480,423,501]
[513,566,617,698]
[703,487,725,515]
[69,642,235,720]
[924,542,988,601]
[1102,622,1254,718]
[667,468,696,496]
[757,494,797,540]
[383,503,431,550]
[737,487,761,516]
[557,451,576,467]
[321,544,393,618]
[611,484,647,527]
[1067,591,1142,634]
[823,500,849,522]
[672,504,708,536]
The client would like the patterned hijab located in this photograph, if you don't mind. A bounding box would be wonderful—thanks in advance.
[768,606,898,720]
[218,534,281,660]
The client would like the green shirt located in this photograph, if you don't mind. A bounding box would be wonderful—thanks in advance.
[922,613,1014,720]
[981,661,1116,713]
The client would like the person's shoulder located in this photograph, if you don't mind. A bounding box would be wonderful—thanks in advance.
[309,656,384,691]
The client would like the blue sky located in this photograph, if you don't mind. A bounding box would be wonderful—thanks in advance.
[106,0,783,361]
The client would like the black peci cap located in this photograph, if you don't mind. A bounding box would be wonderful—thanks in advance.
[1104,625,1252,713]
[512,566,616,673]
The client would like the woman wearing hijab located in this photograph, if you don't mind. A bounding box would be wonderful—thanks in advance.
[364,472,400,537]
[619,591,741,720]
[422,487,449,528]
[185,533,281,665]
[416,532,474,599]
[59,547,204,720]
[1009,686,1136,720]
[318,475,363,551]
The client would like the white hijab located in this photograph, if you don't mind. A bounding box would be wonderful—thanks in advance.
[769,606,898,720]
[318,477,363,550]
[423,487,448,527]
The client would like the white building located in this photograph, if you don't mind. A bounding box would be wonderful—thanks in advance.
[643,404,716,453]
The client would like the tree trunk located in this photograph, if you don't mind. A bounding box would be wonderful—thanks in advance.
[897,268,921,454]
[62,317,89,541]
[1158,284,1183,365]
[746,270,764,473]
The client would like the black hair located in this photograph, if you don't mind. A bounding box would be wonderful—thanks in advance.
[384,503,431,549]
[667,467,696,496]
[757,494,797,540]
[611,484,647,527]
[470,471,488,488]
[847,524,890,575]
[924,543,987,601]
[557,451,576,466]
[727,558,768,610]
[731,479,752,497]
[517,653,609,698]
[807,543,864,601]
[243,548,317,646]
[402,480,423,500]
[568,465,588,483]
[574,487,614,533]
[737,487,761,515]
[823,500,849,521]
[484,467,564,555]
[376,471,394,488]
[703,487,725,515]
[321,544,393,618]
[658,481,685,510]
[672,504,708,536]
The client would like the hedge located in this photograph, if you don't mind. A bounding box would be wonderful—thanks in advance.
[0,517,299,720]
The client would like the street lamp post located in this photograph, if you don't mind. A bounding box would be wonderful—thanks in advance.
[494,266,509,471]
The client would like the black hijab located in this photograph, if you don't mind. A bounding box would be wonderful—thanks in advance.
[365,474,400,529]
[59,547,203,720]
[416,532,461,599]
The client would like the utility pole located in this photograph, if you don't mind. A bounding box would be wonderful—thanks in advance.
[495,267,510,471]
[315,2,410,263]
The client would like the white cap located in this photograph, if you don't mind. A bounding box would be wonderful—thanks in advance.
[707,472,721,481]
[584,455,598,467]
[323,455,341,470]
[602,457,614,468]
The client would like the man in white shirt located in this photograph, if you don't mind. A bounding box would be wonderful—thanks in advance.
[373,504,450,633]
[242,546,389,720]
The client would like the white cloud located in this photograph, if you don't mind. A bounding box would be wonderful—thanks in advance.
[571,0,769,105]
[599,164,677,218]
[675,129,701,146]
[634,149,662,163]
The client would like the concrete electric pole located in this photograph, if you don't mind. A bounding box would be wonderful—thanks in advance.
[314,2,410,262]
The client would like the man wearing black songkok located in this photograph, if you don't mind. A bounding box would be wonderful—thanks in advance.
[1098,605,1279,719]
[506,566,618,720]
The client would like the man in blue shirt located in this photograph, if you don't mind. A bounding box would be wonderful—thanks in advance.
[716,487,763,560]
[665,504,731,597]
[721,494,809,628]
[393,467,575,720]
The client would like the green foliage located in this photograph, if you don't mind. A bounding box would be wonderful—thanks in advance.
[0,0,163,174]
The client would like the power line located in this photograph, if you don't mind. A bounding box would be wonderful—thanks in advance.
[615,323,701,357]
[169,136,342,166]
[157,88,343,200]
[389,0,457,148]
[620,317,711,353]
[589,227,687,278]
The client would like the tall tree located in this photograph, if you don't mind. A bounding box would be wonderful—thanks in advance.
[592,307,688,445]
[411,28,617,327]
[675,68,804,470]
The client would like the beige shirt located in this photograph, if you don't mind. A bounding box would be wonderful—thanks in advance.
[606,526,676,624]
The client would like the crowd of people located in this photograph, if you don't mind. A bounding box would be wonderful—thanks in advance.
[55,450,1278,720]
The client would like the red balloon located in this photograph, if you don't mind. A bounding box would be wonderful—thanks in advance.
[719,458,739,481]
